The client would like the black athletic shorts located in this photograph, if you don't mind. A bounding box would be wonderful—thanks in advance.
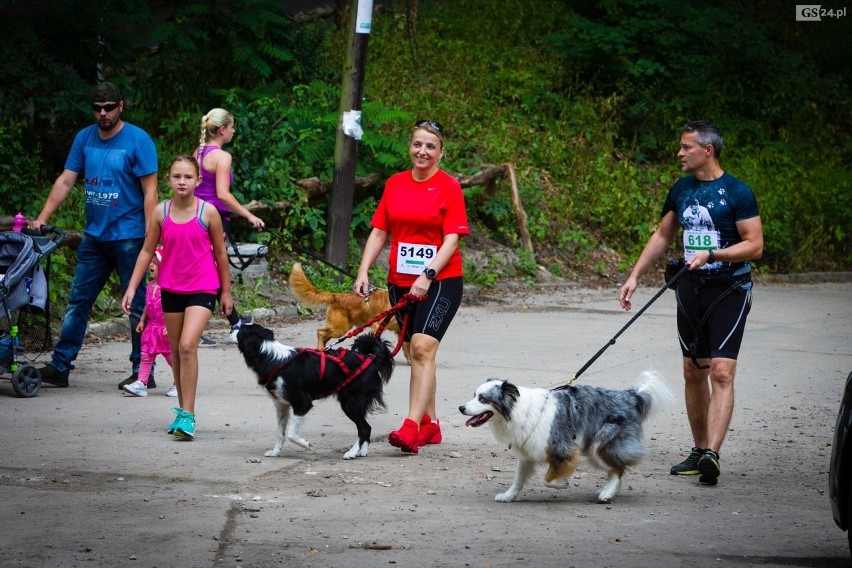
[675,275,753,360]
[388,277,463,342]
[160,290,217,314]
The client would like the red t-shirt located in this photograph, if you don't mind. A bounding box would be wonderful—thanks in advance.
[371,169,469,286]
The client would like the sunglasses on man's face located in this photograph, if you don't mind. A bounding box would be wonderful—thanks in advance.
[92,102,119,113]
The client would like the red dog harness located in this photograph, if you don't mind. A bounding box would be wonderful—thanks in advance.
[263,293,422,396]
[269,347,376,397]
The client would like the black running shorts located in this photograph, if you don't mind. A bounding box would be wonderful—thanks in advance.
[388,277,463,342]
[675,277,753,360]
[160,290,217,314]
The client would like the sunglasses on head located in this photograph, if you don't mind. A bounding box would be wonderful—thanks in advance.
[92,102,119,113]
[415,119,444,136]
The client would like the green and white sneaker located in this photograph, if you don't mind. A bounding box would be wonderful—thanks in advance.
[167,407,185,435]
[698,449,720,485]
[670,447,705,476]
[174,411,196,440]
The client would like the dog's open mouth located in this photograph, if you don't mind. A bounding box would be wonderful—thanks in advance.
[464,411,493,427]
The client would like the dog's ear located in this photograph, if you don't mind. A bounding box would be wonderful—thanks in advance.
[500,381,520,402]
[485,380,518,421]
[250,324,274,341]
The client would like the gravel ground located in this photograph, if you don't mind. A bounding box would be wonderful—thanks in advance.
[0,279,849,567]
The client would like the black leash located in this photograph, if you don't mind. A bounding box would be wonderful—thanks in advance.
[564,263,690,386]
[263,227,356,281]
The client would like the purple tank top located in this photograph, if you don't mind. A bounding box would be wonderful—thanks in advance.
[195,145,233,220]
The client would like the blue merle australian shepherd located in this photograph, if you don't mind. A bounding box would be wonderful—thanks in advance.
[460,371,673,503]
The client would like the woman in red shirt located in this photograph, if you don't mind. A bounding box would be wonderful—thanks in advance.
[354,120,469,454]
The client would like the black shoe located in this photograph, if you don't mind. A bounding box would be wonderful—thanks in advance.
[698,450,721,485]
[119,373,156,389]
[670,447,705,476]
[118,374,138,390]
[40,364,69,387]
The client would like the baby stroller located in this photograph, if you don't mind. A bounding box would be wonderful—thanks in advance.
[0,226,64,397]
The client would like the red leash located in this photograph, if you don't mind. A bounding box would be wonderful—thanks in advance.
[325,292,424,356]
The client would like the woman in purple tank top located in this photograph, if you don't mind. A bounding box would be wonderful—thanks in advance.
[195,108,264,341]
[195,108,264,231]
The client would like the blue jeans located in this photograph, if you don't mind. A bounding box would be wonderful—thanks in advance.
[50,236,146,374]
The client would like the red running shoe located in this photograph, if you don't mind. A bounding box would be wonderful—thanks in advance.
[419,415,442,445]
[388,418,420,453]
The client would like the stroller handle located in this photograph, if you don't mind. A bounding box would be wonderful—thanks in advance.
[20,225,65,256]
[21,225,65,247]
[39,224,64,246]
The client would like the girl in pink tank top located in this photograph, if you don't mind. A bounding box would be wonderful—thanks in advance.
[121,155,232,440]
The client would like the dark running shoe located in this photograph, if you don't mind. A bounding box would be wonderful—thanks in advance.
[119,373,156,390]
[198,335,216,348]
[118,374,136,390]
[670,447,705,476]
[698,450,721,485]
[39,364,69,387]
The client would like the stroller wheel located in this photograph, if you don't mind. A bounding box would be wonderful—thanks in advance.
[12,365,41,398]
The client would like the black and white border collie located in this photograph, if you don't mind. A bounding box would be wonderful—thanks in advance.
[459,371,673,503]
[237,323,394,460]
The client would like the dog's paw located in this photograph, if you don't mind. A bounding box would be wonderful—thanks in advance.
[494,491,517,503]
[289,436,312,450]
[545,479,570,490]
[596,475,621,503]
[265,447,282,457]
[343,441,369,460]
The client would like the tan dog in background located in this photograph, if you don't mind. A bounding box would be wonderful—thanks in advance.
[289,263,410,362]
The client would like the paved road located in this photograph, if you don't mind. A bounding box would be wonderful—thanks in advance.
[0,280,849,567]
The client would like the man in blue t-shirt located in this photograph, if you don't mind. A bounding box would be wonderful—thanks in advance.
[619,120,764,486]
[30,82,158,389]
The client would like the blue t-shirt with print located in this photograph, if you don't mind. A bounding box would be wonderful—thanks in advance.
[65,122,158,241]
[662,172,759,276]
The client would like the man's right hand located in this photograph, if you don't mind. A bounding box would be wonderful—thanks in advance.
[619,277,638,312]
[28,218,47,231]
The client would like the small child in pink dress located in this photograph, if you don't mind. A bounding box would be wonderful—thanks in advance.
[123,247,175,397]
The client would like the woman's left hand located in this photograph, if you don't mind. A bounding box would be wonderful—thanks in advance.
[409,274,431,298]
[248,214,265,231]
[220,291,234,317]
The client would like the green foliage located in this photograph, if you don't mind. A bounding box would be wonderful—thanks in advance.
[231,275,275,313]
[365,0,850,273]
[463,258,499,288]
[0,0,849,301]
[728,141,852,270]
[516,249,540,281]
[0,125,46,213]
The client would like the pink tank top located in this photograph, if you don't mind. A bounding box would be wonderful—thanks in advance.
[157,199,221,294]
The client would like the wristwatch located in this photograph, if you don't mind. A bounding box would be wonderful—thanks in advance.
[423,267,437,280]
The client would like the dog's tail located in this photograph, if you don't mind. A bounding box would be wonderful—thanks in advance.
[288,262,337,307]
[352,332,395,383]
[633,370,676,421]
